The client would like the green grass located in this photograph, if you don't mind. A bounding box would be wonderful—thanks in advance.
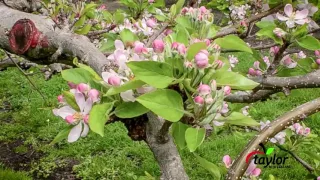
[0,52,319,179]
[0,166,31,180]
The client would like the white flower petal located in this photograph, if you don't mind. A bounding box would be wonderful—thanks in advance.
[83,98,93,115]
[68,123,82,143]
[286,20,296,28]
[81,122,89,137]
[295,19,307,25]
[115,40,124,50]
[276,13,289,21]
[284,4,293,17]
[287,62,297,68]
[75,93,86,112]
[53,106,76,119]
[295,9,309,19]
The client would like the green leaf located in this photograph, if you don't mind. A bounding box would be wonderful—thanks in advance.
[62,91,80,111]
[194,154,221,179]
[175,0,185,15]
[256,21,276,29]
[266,148,275,155]
[136,89,184,122]
[153,0,165,7]
[74,16,86,28]
[185,127,206,152]
[303,151,320,161]
[50,126,73,145]
[114,11,125,24]
[106,79,145,96]
[256,27,283,45]
[186,42,207,61]
[61,68,94,84]
[293,24,308,39]
[172,122,189,149]
[127,61,175,88]
[75,24,92,35]
[100,39,115,52]
[76,62,102,81]
[114,102,149,118]
[81,3,98,16]
[219,112,260,126]
[214,35,252,53]
[296,35,320,51]
[89,103,113,137]
[176,28,189,45]
[154,14,166,21]
[120,29,139,45]
[176,17,193,33]
[212,70,259,90]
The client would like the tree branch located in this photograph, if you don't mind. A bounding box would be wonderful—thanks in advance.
[224,90,278,103]
[146,23,169,47]
[157,120,173,144]
[227,97,320,179]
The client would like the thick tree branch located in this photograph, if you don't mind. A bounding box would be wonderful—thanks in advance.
[146,113,189,180]
[224,90,277,103]
[227,97,320,179]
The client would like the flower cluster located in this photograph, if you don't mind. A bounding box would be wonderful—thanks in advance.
[229,4,251,20]
[223,155,261,178]
[53,83,100,142]
[181,6,213,22]
[248,57,270,77]
[290,123,311,136]
[314,50,320,65]
[277,4,309,28]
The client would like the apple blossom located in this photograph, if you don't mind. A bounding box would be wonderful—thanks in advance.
[172,42,179,49]
[315,50,320,57]
[276,4,309,28]
[246,160,261,177]
[77,83,90,93]
[57,95,64,103]
[205,97,214,104]
[68,82,77,89]
[223,86,231,96]
[146,18,157,28]
[220,102,229,114]
[214,60,224,69]
[270,132,286,145]
[148,0,154,3]
[177,43,187,55]
[253,61,260,70]
[133,41,147,54]
[164,29,173,36]
[88,89,100,102]
[316,59,320,65]
[228,55,239,68]
[298,51,306,59]
[223,155,232,168]
[270,46,280,55]
[197,84,211,95]
[317,176,320,180]
[248,68,256,76]
[256,70,262,76]
[152,39,165,53]
[210,80,217,90]
[194,96,204,104]
[282,55,297,68]
[195,51,209,68]
[273,28,286,37]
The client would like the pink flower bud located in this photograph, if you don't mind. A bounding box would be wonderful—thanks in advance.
[172,42,179,49]
[152,39,165,53]
[251,168,261,177]
[108,76,121,86]
[256,70,262,76]
[194,96,204,104]
[317,176,320,180]
[197,84,211,95]
[88,89,100,102]
[148,0,154,3]
[200,49,209,56]
[181,7,189,15]
[83,114,89,124]
[253,61,260,70]
[315,50,320,57]
[204,39,210,46]
[316,59,320,65]
[223,86,231,96]
[177,44,187,55]
[199,6,207,14]
[57,95,64,103]
[270,46,280,55]
[195,51,209,69]
[223,155,232,168]
[214,60,224,69]
[184,61,193,68]
[146,18,157,28]
[134,41,146,54]
[240,20,248,27]
[68,82,77,89]
[220,102,229,114]
[283,56,297,68]
[98,5,106,10]
[77,83,90,93]
[248,68,256,76]
[65,115,75,124]
[304,127,310,136]
[164,29,173,36]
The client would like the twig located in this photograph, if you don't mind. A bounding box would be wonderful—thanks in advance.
[4,51,47,104]
[276,144,314,172]
[227,97,320,179]
[157,120,173,144]
[146,23,169,47]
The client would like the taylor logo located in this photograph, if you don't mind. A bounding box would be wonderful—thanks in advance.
[246,143,290,168]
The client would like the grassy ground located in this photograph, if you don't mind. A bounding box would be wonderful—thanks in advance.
[0,52,319,179]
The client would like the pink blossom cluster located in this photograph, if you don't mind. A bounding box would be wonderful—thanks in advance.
[223,155,261,177]
[181,6,212,21]
[229,4,250,20]
[53,82,100,142]
[290,123,311,136]
[314,50,320,65]
[260,120,286,145]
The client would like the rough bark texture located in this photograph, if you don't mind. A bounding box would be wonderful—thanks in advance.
[146,113,189,180]
[226,98,320,179]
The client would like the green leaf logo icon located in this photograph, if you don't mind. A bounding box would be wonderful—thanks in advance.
[266,148,275,155]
